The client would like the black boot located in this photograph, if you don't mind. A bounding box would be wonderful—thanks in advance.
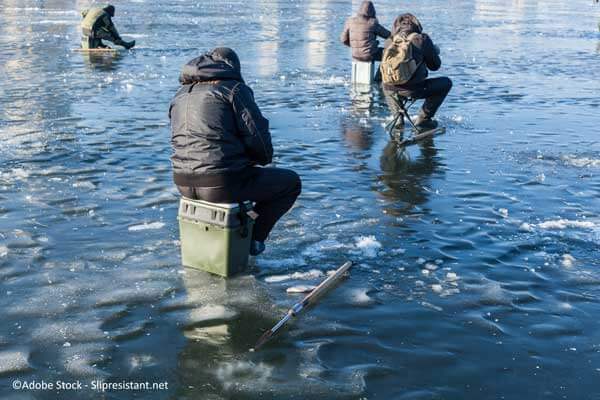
[413,113,438,130]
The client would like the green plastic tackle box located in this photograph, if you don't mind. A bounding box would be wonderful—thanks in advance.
[178,197,254,277]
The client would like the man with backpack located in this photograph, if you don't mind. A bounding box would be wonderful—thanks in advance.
[381,13,452,130]
[340,1,391,62]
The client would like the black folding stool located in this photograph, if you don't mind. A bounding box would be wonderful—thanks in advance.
[385,92,418,136]
[385,92,444,146]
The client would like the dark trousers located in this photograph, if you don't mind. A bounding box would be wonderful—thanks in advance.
[177,167,301,242]
[387,77,452,118]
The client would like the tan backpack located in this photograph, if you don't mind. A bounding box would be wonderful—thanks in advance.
[381,32,421,85]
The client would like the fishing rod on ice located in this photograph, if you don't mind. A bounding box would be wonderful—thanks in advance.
[252,261,353,351]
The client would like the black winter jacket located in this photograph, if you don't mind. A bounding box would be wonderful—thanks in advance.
[169,51,273,187]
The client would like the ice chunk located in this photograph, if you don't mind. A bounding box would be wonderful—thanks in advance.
[537,219,595,230]
[561,155,600,168]
[446,272,458,281]
[431,284,443,293]
[0,350,30,374]
[72,181,96,189]
[286,285,315,294]
[128,222,165,231]
[348,288,374,305]
[354,235,382,258]
[520,223,534,232]
[264,269,323,283]
[498,208,509,218]
[424,263,438,271]
[561,254,576,268]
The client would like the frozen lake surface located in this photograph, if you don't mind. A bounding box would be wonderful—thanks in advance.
[1,0,599,399]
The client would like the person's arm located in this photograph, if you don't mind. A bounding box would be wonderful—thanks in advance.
[340,21,350,47]
[421,33,441,71]
[374,20,391,39]
[232,84,273,166]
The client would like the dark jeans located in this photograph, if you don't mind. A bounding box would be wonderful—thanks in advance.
[386,77,452,119]
[177,167,301,242]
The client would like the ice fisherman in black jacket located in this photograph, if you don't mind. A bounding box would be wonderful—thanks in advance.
[169,48,301,256]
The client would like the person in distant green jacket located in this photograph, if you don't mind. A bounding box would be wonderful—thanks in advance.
[81,5,135,50]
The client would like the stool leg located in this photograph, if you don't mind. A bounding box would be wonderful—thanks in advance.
[401,100,420,132]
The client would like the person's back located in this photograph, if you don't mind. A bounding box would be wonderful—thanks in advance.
[384,13,440,87]
[382,13,452,130]
[340,1,390,62]
[169,48,301,256]
[80,5,135,49]
[170,53,271,184]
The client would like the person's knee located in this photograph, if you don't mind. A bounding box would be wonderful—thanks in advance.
[443,77,453,93]
[288,170,302,197]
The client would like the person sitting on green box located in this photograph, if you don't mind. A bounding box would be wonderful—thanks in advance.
[169,48,302,256]
[80,4,135,50]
